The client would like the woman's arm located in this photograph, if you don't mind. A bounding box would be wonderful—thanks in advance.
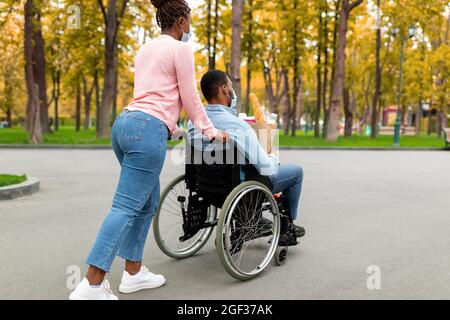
[174,44,218,141]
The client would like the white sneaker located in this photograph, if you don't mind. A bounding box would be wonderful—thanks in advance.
[119,265,166,294]
[69,278,119,300]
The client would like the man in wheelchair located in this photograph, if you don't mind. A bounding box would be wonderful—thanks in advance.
[187,70,305,246]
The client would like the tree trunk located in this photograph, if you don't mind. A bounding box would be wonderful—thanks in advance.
[438,15,449,134]
[230,0,244,112]
[244,0,254,115]
[111,59,118,124]
[441,107,448,130]
[83,76,95,130]
[94,70,100,129]
[211,0,219,70]
[30,83,43,144]
[6,106,12,127]
[351,88,358,133]
[4,82,12,126]
[207,0,213,70]
[245,67,252,115]
[98,3,117,137]
[292,74,302,136]
[24,0,42,144]
[427,100,433,135]
[343,86,353,136]
[315,3,323,137]
[326,0,362,141]
[3,78,13,126]
[371,0,381,138]
[436,112,441,138]
[263,65,276,114]
[24,0,34,132]
[415,99,422,136]
[54,70,60,131]
[323,0,341,138]
[416,43,426,136]
[75,79,81,132]
[97,0,128,138]
[291,0,300,137]
[29,3,49,133]
[401,105,406,127]
[281,68,291,135]
[439,96,447,135]
[322,0,329,137]
[445,10,449,45]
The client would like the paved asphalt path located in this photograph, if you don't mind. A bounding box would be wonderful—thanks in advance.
[1,149,450,300]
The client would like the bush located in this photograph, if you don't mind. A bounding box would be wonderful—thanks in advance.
[0,174,27,187]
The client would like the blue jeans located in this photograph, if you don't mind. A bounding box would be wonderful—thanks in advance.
[270,164,304,221]
[86,110,168,272]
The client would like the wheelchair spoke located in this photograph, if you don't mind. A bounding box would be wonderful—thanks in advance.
[165,194,184,211]
[235,239,251,267]
[155,175,217,259]
[163,199,181,215]
[160,202,183,217]
[161,222,182,240]
[161,201,182,215]
[220,184,279,278]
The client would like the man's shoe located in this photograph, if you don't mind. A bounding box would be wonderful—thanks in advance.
[119,266,166,294]
[293,224,306,238]
[69,278,118,300]
[278,232,299,247]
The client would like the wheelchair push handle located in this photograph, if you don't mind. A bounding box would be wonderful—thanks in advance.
[168,128,228,144]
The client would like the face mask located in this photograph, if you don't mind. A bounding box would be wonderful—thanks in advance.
[227,88,238,110]
[181,22,193,43]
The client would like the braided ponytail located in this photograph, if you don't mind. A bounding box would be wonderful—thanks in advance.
[150,0,191,30]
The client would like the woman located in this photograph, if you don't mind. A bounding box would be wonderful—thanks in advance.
[69,0,227,300]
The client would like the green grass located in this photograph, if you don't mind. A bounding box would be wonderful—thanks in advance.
[0,126,445,149]
[0,126,110,145]
[0,174,27,188]
[278,131,445,148]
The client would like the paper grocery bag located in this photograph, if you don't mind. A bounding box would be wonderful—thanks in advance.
[249,122,278,155]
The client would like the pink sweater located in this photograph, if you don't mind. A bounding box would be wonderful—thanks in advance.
[126,35,217,140]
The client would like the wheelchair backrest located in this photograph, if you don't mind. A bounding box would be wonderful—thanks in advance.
[185,139,273,208]
[185,141,242,208]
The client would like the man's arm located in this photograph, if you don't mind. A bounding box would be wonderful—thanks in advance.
[189,112,279,176]
[231,121,279,177]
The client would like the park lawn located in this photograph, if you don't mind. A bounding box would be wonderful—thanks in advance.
[0,174,27,188]
[0,126,445,148]
[278,131,445,148]
[0,126,110,145]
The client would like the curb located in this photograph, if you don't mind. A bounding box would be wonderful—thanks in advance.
[0,144,446,151]
[276,146,447,151]
[0,177,40,200]
[0,144,111,150]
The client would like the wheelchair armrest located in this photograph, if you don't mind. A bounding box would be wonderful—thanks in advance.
[243,165,273,191]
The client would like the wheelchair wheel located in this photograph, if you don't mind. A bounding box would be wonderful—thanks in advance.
[153,175,217,259]
[216,181,280,281]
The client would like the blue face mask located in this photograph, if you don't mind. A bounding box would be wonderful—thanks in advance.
[227,88,238,110]
[181,23,193,43]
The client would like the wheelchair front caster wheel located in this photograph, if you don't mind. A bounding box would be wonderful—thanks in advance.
[274,247,288,266]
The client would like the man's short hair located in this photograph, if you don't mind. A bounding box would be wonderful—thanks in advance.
[200,70,229,103]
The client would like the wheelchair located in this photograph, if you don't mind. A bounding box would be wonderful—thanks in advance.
[153,141,298,280]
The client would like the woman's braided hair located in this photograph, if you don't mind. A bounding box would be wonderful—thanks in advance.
[150,0,191,30]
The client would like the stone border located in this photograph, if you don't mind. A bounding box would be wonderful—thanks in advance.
[0,177,40,200]
[276,146,447,151]
[0,144,111,150]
